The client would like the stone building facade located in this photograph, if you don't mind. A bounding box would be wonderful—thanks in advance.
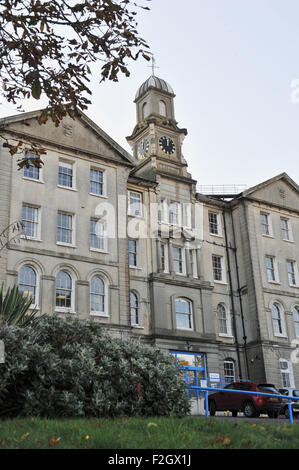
[0,74,298,391]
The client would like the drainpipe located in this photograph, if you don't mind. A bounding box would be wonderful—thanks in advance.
[229,205,250,380]
[222,209,242,380]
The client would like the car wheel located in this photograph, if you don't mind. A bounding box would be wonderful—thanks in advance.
[243,401,257,418]
[232,410,238,417]
[209,400,216,416]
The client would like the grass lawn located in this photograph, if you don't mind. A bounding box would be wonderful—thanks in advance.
[0,416,299,449]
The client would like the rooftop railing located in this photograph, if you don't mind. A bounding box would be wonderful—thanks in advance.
[197,184,248,197]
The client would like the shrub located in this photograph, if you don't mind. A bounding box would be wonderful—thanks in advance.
[0,315,190,418]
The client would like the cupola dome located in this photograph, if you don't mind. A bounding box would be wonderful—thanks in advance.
[135,75,174,101]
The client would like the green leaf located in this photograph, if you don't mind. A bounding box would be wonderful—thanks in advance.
[31,78,41,100]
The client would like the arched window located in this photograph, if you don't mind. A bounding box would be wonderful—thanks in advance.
[130,291,139,325]
[217,303,231,336]
[90,276,105,314]
[56,271,72,309]
[175,298,193,330]
[272,302,286,337]
[142,102,148,119]
[224,359,235,384]
[159,100,166,116]
[293,306,299,337]
[19,265,37,304]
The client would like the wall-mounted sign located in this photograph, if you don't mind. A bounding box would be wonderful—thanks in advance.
[209,373,220,382]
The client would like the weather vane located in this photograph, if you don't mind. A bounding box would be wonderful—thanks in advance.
[148,55,159,76]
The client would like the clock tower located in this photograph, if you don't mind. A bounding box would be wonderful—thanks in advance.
[126,72,193,181]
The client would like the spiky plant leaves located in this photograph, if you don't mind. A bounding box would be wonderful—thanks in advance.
[0,284,40,327]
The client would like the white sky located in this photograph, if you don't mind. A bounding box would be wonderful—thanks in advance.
[1,0,299,189]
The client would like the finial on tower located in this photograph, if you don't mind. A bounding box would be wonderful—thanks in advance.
[148,55,159,76]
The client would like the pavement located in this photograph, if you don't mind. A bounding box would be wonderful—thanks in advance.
[204,412,298,424]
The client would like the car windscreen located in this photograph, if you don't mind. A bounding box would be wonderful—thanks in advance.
[257,384,278,394]
[293,390,299,397]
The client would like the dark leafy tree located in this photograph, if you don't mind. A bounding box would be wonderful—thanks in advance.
[0,0,151,168]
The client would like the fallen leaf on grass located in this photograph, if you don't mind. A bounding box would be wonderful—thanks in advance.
[147,422,158,427]
[210,435,231,446]
[49,437,61,445]
[20,433,30,440]
[1,439,7,445]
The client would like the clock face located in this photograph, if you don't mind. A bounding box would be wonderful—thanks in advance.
[159,136,175,155]
[138,138,149,158]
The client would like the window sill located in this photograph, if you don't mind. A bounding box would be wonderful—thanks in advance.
[262,234,274,239]
[129,266,142,270]
[90,248,109,254]
[55,308,76,314]
[219,333,234,338]
[176,327,194,331]
[282,238,294,243]
[23,177,44,184]
[289,284,299,289]
[268,280,280,285]
[131,324,144,329]
[57,185,78,192]
[209,232,223,238]
[128,214,144,219]
[20,235,42,242]
[89,312,109,318]
[214,280,228,285]
[89,192,108,199]
[273,334,288,339]
[56,242,77,248]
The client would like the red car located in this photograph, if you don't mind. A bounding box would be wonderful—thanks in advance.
[208,381,282,418]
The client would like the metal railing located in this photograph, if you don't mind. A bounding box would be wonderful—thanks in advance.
[186,385,299,424]
[196,184,247,196]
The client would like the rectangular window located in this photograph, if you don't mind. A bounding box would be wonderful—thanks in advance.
[281,218,292,241]
[58,161,73,188]
[158,199,167,223]
[90,169,104,195]
[212,255,224,282]
[175,298,193,330]
[173,246,183,274]
[23,153,40,180]
[224,360,235,383]
[161,243,169,273]
[281,372,291,388]
[183,203,192,228]
[169,202,180,225]
[266,256,277,282]
[57,212,73,244]
[21,204,39,238]
[90,219,105,251]
[128,239,137,267]
[209,212,219,235]
[128,191,142,217]
[261,213,270,236]
[287,260,297,286]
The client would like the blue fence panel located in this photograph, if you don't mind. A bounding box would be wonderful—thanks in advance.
[185,385,299,424]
